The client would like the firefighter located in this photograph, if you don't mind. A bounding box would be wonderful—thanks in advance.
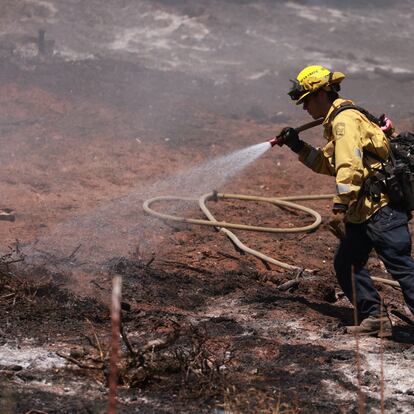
[278,65,414,337]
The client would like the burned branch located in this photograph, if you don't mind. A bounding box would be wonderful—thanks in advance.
[56,351,104,370]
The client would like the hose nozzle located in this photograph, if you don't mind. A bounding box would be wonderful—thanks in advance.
[269,135,282,147]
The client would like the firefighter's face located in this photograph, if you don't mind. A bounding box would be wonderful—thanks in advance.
[302,90,328,119]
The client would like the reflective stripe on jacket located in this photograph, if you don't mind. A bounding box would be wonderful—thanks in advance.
[297,98,390,223]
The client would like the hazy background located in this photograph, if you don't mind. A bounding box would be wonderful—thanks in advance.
[1,0,413,128]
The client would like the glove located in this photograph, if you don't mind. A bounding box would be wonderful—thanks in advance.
[327,205,347,240]
[276,127,304,153]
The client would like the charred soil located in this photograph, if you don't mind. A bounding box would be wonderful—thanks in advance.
[0,53,414,414]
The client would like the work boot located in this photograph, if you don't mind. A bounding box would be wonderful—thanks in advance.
[346,314,392,338]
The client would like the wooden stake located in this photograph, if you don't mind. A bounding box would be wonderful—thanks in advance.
[108,276,122,414]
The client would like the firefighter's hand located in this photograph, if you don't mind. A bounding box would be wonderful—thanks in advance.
[277,127,304,153]
[327,210,346,240]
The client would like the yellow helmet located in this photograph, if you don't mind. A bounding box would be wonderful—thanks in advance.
[288,65,345,105]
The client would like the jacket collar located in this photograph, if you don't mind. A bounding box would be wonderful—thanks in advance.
[322,97,354,127]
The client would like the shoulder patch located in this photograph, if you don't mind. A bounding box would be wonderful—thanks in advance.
[334,122,346,139]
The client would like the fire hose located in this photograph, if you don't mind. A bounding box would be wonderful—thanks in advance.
[143,117,400,289]
[143,192,400,289]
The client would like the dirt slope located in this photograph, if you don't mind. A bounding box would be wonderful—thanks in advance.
[0,57,413,414]
[1,1,414,411]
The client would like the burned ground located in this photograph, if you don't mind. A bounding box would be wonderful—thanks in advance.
[2,241,413,413]
[1,1,414,413]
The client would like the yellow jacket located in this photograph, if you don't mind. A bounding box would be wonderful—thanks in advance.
[297,98,390,223]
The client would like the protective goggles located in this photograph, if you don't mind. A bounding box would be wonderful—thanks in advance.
[287,79,306,101]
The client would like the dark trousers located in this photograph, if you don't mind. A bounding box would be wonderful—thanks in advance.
[334,205,414,318]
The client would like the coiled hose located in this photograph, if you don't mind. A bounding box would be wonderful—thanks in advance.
[143,192,400,288]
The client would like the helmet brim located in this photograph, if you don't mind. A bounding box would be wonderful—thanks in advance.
[295,91,311,105]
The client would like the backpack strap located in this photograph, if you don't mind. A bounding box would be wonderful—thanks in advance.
[330,103,395,166]
[330,103,382,126]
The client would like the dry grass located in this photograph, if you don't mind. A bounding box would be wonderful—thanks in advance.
[223,386,300,414]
